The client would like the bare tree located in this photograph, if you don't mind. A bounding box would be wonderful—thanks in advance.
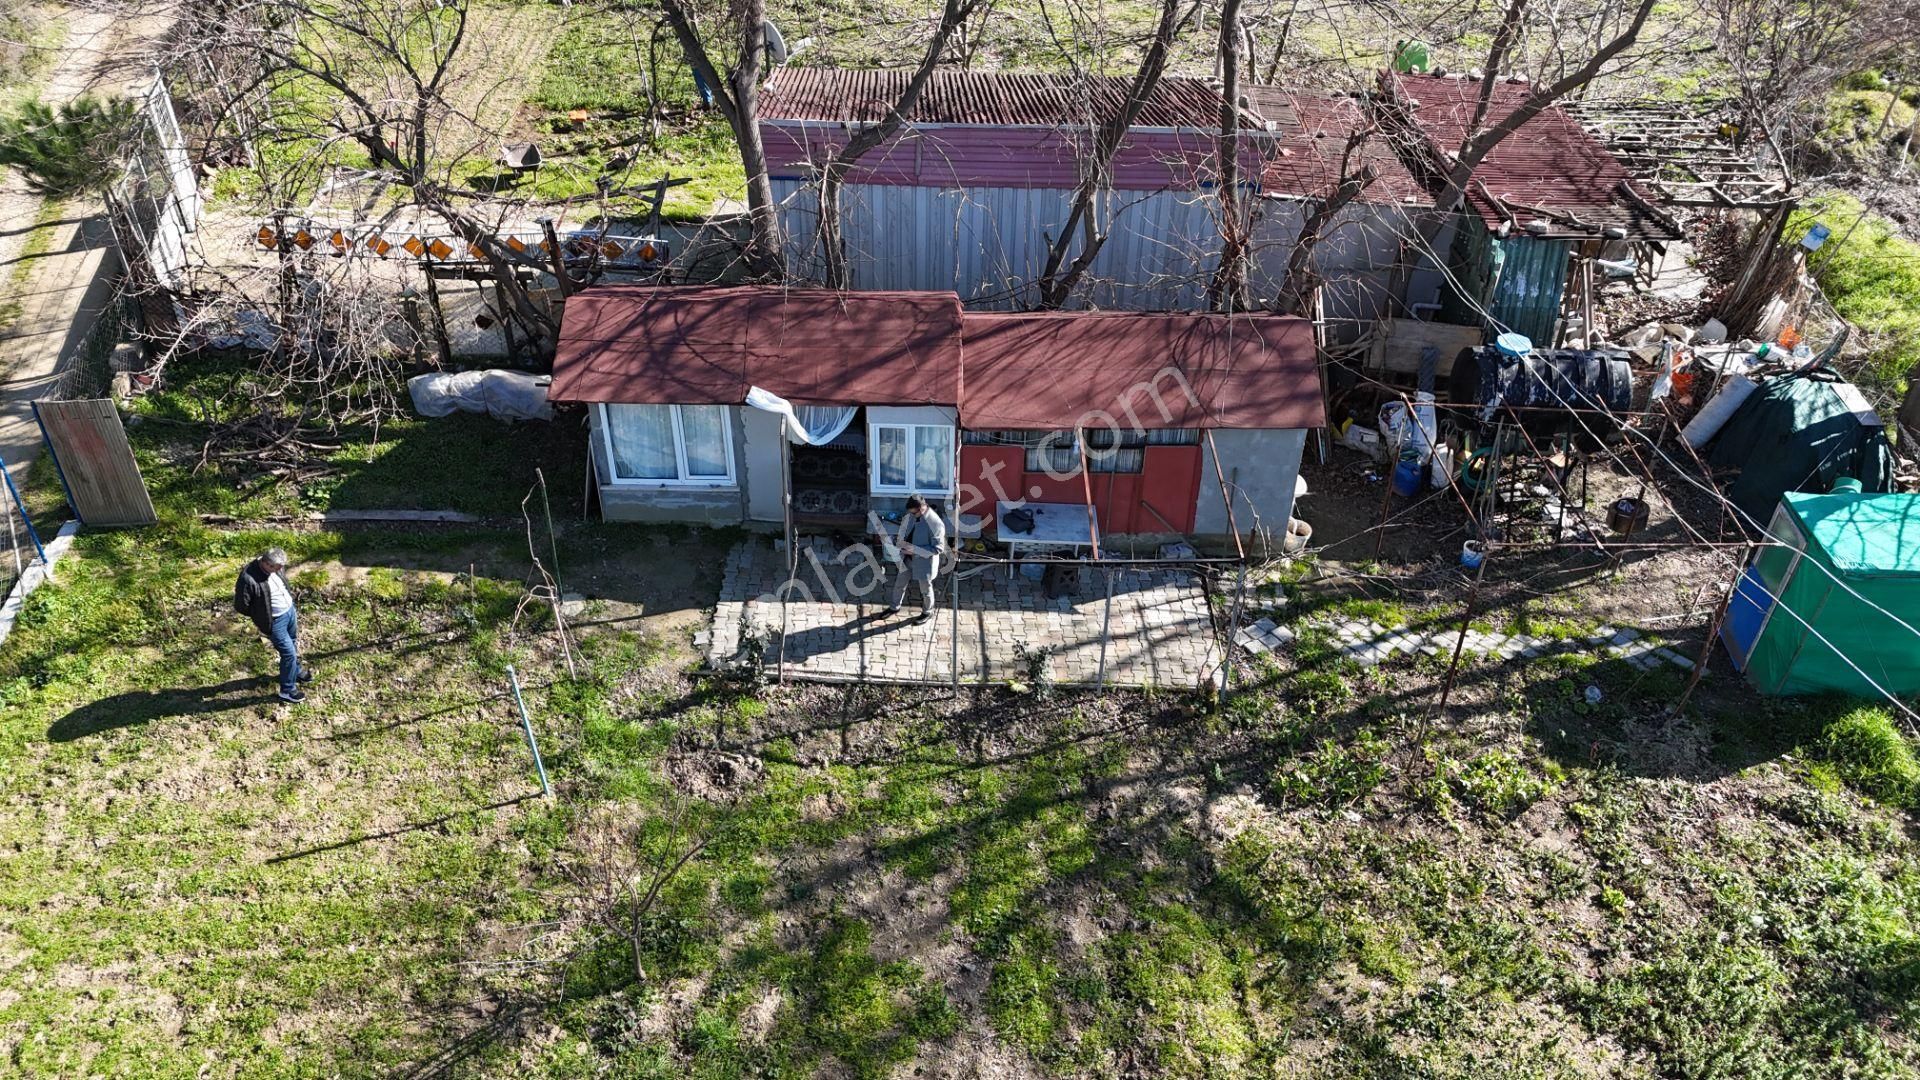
[171,0,564,351]
[562,797,712,987]
[1206,0,1252,311]
[815,0,988,289]
[1272,128,1378,316]
[1707,0,1920,167]
[1033,0,1200,309]
[1377,0,1664,311]
[653,0,782,279]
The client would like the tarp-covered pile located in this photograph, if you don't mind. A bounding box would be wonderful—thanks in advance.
[1706,373,1894,522]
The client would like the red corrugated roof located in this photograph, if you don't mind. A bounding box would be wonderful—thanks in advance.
[959,311,1324,430]
[1386,72,1676,238]
[549,286,963,406]
[760,68,1230,130]
[551,289,1325,431]
[1243,87,1427,203]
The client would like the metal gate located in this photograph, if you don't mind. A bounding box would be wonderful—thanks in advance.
[32,399,158,526]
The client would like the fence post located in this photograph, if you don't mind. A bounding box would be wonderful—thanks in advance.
[0,461,46,566]
[506,664,552,798]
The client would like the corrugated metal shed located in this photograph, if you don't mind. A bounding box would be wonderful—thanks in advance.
[771,178,1414,320]
[760,69,1235,130]
[1441,227,1570,343]
[1384,72,1679,240]
[1485,234,1572,344]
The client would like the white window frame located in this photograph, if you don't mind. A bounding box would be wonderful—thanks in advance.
[869,422,955,496]
[597,403,737,488]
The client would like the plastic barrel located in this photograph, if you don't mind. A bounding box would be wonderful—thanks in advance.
[1391,456,1423,497]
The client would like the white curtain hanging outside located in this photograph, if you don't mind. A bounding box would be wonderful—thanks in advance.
[746,386,858,446]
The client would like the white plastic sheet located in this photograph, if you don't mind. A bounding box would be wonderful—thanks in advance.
[408,370,553,421]
[745,386,857,445]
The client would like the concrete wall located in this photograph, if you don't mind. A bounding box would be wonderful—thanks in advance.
[1193,428,1306,541]
[590,405,757,526]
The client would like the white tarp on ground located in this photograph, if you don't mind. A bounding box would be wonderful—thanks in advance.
[408,370,553,421]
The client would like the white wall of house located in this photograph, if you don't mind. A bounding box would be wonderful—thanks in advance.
[592,403,967,528]
[1194,428,1306,540]
[741,406,787,524]
[590,404,753,526]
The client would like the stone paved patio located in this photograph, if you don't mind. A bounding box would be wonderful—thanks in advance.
[1238,613,1699,672]
[709,538,1221,688]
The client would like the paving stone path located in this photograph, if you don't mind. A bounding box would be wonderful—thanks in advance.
[710,538,1219,688]
[1237,614,1699,672]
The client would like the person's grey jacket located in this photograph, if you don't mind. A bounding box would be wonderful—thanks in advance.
[233,561,290,635]
[895,512,948,581]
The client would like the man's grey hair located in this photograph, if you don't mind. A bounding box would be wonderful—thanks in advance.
[261,547,288,568]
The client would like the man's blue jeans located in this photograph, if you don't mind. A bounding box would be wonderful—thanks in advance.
[267,608,301,697]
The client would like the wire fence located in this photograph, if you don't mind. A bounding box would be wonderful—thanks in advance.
[48,295,129,403]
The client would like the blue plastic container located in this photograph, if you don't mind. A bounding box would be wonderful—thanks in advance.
[1391,456,1424,497]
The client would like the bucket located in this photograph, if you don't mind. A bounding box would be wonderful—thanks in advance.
[1461,540,1485,570]
[1282,517,1313,555]
[1391,455,1424,497]
[1607,497,1650,536]
[1832,476,1864,494]
[1429,445,1455,490]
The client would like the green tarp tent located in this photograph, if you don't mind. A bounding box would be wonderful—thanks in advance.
[1707,372,1895,523]
[1721,491,1920,697]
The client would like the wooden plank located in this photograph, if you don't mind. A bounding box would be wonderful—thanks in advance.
[36,399,157,526]
[1364,318,1484,378]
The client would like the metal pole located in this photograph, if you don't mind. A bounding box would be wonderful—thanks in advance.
[778,434,793,685]
[506,664,552,797]
[536,467,562,584]
[950,548,961,693]
[1219,564,1248,701]
[1432,546,1491,718]
[0,460,45,565]
[1096,567,1114,688]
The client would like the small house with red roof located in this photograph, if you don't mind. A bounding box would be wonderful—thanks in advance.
[549,286,1324,540]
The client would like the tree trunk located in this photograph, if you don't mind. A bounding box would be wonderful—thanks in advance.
[1275,162,1377,316]
[1033,0,1193,309]
[815,0,986,289]
[1379,0,1658,315]
[658,0,783,280]
[1206,0,1250,311]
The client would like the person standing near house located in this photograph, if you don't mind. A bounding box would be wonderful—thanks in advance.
[885,495,948,624]
[234,547,312,704]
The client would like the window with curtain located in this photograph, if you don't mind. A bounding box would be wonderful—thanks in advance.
[600,404,735,485]
[964,428,1197,475]
[871,423,953,494]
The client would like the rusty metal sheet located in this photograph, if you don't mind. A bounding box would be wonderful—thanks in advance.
[761,69,1228,130]
[33,399,158,527]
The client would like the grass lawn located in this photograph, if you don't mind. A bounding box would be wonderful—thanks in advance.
[2,360,1919,1076]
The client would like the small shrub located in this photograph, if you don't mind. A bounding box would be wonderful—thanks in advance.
[1011,641,1057,697]
[1271,730,1390,809]
[1431,749,1556,821]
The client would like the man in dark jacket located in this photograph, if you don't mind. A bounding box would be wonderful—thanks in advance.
[234,547,311,704]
